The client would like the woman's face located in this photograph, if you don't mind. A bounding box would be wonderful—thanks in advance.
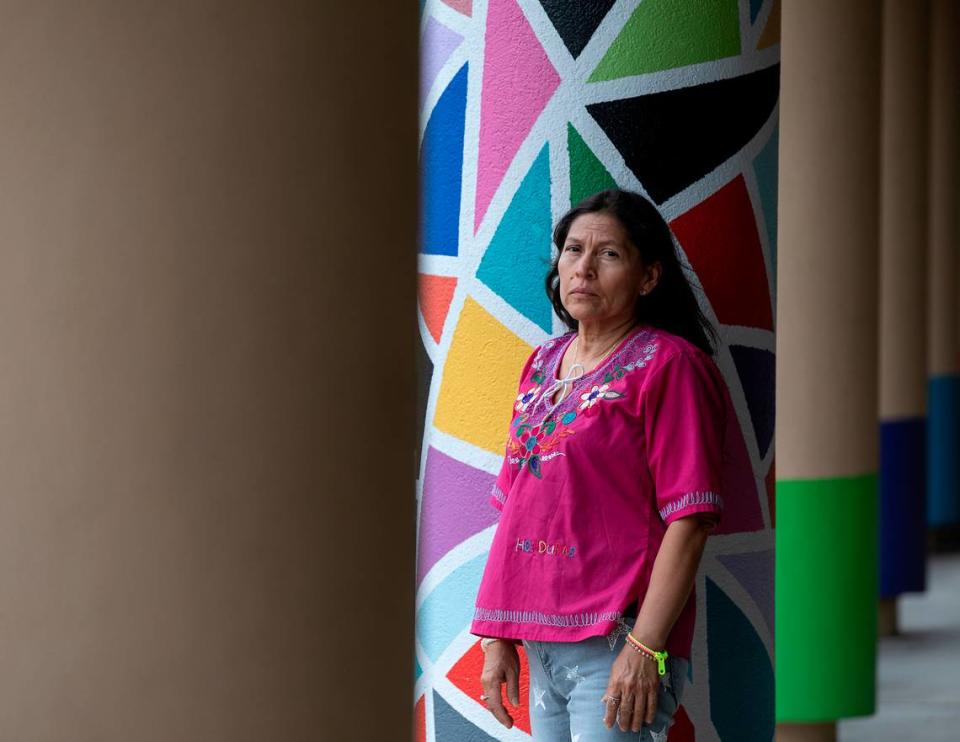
[558,212,657,328]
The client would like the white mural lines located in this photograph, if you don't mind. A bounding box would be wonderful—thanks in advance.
[418,254,461,280]
[737,0,753,57]
[581,46,781,108]
[419,43,471,144]
[456,0,485,263]
[416,526,495,608]
[423,0,472,38]
[466,275,551,348]
[707,556,774,657]
[515,0,580,82]
[718,325,775,353]
[704,528,775,559]
[431,673,532,742]
[742,167,777,319]
[426,428,505,476]
[745,0,779,53]
[567,0,642,79]
[564,103,650,197]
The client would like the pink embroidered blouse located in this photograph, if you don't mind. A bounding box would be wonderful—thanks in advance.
[470,325,728,659]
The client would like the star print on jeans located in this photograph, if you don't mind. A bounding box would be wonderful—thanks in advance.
[605,617,631,650]
[561,664,584,684]
[649,726,668,742]
[532,684,546,710]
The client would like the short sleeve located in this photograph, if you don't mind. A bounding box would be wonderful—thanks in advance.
[642,351,726,526]
[488,346,540,512]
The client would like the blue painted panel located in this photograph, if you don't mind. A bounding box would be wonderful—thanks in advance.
[879,417,926,596]
[928,375,960,527]
[421,64,468,256]
[416,552,488,661]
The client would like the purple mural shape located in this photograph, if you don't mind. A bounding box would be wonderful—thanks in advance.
[420,17,465,110]
[717,549,775,639]
[418,447,499,585]
[715,400,766,534]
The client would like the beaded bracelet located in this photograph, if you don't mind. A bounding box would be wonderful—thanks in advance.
[625,633,668,676]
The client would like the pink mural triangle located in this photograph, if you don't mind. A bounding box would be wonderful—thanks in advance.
[474,0,560,231]
[442,0,472,16]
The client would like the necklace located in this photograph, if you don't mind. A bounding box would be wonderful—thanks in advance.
[548,325,635,409]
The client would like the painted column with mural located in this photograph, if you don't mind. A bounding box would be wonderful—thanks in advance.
[416,1,779,739]
[877,0,930,635]
[776,1,882,739]
[927,0,960,546]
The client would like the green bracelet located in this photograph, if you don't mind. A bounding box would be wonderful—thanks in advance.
[626,634,669,676]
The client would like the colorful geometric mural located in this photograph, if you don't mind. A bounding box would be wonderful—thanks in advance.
[417,1,779,739]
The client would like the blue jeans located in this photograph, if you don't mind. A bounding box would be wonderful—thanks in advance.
[521,617,688,741]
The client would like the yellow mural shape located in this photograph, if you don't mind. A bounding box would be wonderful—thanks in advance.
[434,297,534,454]
[758,0,780,50]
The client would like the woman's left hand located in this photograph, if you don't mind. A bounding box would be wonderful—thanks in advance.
[601,644,661,732]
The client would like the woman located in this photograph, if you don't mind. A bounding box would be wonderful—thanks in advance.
[471,188,731,740]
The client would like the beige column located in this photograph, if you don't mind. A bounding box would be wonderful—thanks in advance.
[877,0,930,637]
[777,1,882,739]
[0,3,416,741]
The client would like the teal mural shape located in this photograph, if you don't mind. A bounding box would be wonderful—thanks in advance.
[416,552,489,661]
[476,144,554,332]
[706,577,775,741]
[754,125,779,282]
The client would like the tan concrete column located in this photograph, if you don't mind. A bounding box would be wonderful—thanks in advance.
[777,0,882,739]
[877,0,930,637]
[0,3,416,741]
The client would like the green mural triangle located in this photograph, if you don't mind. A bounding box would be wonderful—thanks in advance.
[476,145,554,332]
[589,0,740,81]
[567,123,617,206]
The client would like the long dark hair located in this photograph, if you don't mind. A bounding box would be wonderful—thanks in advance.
[545,188,718,356]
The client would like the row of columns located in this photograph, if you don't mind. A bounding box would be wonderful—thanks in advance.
[777,1,959,740]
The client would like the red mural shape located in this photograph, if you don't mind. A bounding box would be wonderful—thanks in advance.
[668,704,696,741]
[419,274,458,343]
[415,694,426,742]
[447,640,532,735]
[765,458,776,527]
[670,176,773,330]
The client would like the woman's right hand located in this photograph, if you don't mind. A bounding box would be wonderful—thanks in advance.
[480,640,521,728]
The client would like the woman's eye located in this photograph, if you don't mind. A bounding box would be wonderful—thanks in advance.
[602,249,619,258]
[564,244,581,253]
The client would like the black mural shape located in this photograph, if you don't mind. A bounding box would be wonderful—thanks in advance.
[587,64,780,204]
[416,337,433,477]
[539,0,616,58]
[729,345,775,459]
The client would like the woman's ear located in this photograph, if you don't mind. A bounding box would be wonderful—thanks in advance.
[641,261,662,294]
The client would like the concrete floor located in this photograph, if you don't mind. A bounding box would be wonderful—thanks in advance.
[841,553,960,741]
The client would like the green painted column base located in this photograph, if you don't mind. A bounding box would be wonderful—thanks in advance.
[776,474,877,721]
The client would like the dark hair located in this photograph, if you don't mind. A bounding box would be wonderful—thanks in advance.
[545,188,718,356]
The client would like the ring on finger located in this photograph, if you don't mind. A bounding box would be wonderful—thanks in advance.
[601,694,621,705]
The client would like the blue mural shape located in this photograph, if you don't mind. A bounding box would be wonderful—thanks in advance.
[707,578,774,741]
[434,691,499,741]
[476,144,554,331]
[754,125,779,282]
[750,0,764,24]
[417,552,488,661]
[421,64,468,256]
[880,417,927,596]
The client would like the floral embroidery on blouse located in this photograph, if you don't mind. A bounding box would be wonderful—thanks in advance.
[504,329,660,478]
[515,385,541,412]
[578,383,623,410]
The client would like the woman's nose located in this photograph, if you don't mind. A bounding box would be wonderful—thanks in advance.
[574,254,597,278]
